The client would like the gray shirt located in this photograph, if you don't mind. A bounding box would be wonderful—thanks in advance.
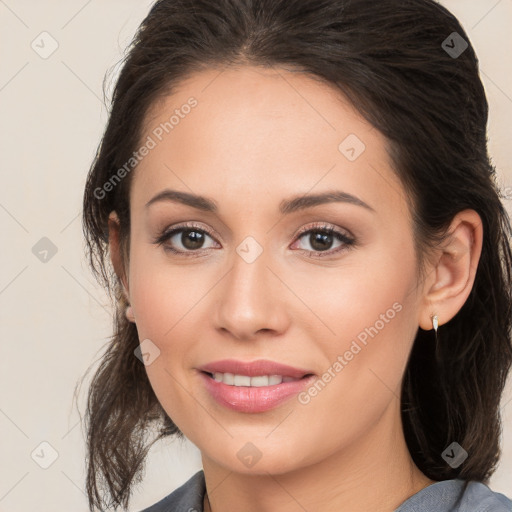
[139,470,512,511]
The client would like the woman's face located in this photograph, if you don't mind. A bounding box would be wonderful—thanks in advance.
[123,65,428,474]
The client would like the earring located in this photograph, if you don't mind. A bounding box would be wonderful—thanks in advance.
[431,313,439,348]
[432,314,438,333]
[125,305,135,322]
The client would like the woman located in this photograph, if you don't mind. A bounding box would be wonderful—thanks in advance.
[81,0,512,510]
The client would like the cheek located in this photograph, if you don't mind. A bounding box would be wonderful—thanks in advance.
[128,270,198,432]
[128,240,198,339]
[290,286,418,463]
[305,247,419,404]
[294,245,417,349]
[126,244,216,417]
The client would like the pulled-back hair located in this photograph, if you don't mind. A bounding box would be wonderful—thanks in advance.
[82,0,512,509]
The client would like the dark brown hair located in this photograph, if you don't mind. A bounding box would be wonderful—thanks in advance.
[81,0,512,509]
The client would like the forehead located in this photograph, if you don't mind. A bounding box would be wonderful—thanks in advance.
[132,65,407,220]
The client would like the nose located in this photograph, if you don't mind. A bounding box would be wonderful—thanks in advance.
[213,242,291,341]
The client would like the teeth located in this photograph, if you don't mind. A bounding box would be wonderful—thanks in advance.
[211,372,299,387]
[234,374,251,386]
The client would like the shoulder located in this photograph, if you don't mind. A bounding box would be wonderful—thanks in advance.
[138,470,206,512]
[395,479,512,512]
[458,481,512,512]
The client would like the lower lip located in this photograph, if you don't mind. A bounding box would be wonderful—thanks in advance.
[199,371,316,413]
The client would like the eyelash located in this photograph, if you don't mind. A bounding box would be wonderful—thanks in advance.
[152,221,356,259]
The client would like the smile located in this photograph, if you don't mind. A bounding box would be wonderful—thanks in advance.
[207,372,302,387]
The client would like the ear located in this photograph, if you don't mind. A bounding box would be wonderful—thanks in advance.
[108,211,130,302]
[418,209,483,331]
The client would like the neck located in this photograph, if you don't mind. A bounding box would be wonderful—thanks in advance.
[202,399,435,512]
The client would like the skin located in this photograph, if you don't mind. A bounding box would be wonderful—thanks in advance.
[108,65,483,512]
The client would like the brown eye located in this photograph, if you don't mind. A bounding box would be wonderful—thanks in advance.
[293,224,356,258]
[153,223,218,255]
[304,231,336,251]
[179,229,207,250]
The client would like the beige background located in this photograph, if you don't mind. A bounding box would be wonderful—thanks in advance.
[0,1,511,510]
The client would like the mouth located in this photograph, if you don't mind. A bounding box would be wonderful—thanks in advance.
[198,358,315,381]
[200,371,315,387]
[198,369,317,413]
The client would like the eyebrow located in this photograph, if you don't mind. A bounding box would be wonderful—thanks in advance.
[145,189,375,214]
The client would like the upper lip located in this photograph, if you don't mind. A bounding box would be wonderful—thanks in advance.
[198,359,314,379]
